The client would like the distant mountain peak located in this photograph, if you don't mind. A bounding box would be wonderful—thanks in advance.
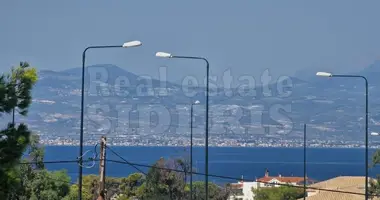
[86,64,122,70]
[61,64,125,73]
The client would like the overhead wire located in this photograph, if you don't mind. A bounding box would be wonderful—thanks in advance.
[105,145,147,175]
[11,145,378,197]
[105,157,375,197]
[18,159,85,165]
[77,143,99,169]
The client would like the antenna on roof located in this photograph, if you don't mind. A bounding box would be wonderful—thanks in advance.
[265,169,269,177]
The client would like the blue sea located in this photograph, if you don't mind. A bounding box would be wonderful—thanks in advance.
[44,146,380,184]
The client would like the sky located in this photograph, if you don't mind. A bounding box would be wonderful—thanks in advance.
[1,0,380,83]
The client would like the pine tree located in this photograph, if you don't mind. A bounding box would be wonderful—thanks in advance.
[0,62,38,198]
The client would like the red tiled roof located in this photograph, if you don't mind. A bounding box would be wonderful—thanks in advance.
[257,176,305,183]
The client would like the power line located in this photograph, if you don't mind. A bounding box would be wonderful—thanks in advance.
[102,145,374,197]
[12,156,377,197]
[10,140,379,197]
[18,160,82,165]
[106,158,375,197]
[105,146,147,175]
[17,157,99,165]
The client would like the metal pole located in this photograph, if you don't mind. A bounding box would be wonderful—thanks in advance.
[170,55,209,199]
[79,45,122,200]
[79,48,86,200]
[205,59,209,200]
[190,103,194,200]
[328,74,368,200]
[304,124,306,200]
[365,77,369,200]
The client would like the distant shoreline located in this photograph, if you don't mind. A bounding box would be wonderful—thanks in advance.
[42,145,380,149]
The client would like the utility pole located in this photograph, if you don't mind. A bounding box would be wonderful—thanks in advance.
[97,136,106,200]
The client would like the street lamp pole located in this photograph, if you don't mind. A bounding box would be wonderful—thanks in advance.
[78,41,142,200]
[316,72,369,200]
[190,100,200,200]
[156,52,210,199]
[190,103,193,200]
[304,124,307,200]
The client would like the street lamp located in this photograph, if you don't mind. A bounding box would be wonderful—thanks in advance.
[156,52,210,199]
[190,100,200,200]
[316,71,369,200]
[78,40,142,200]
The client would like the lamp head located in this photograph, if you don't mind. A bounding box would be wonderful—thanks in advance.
[156,52,172,58]
[194,100,200,105]
[316,72,333,77]
[122,40,142,48]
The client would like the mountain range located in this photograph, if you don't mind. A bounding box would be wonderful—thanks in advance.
[5,61,380,144]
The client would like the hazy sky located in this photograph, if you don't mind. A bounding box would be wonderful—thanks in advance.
[1,0,380,82]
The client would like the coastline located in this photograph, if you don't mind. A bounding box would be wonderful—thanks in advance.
[41,145,380,149]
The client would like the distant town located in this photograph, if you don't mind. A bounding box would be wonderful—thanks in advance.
[39,135,380,148]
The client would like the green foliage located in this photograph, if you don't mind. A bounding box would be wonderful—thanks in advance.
[0,124,32,198]
[0,124,31,168]
[3,134,71,200]
[0,91,71,200]
[372,150,380,167]
[140,157,187,200]
[0,62,38,198]
[192,181,231,200]
[119,173,145,197]
[0,62,38,115]
[253,186,305,200]
[62,184,92,200]
[62,173,146,200]
[26,169,71,200]
[370,150,380,198]
[28,134,45,169]
[132,158,230,200]
[369,175,380,199]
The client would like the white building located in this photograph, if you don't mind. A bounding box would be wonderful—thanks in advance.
[229,170,307,200]
[229,180,259,200]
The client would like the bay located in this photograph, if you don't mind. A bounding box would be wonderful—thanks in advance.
[44,146,380,184]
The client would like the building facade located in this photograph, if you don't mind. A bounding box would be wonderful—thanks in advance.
[229,181,259,200]
[229,170,306,200]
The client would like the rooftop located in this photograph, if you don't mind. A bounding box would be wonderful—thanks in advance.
[257,176,306,184]
[299,176,379,200]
